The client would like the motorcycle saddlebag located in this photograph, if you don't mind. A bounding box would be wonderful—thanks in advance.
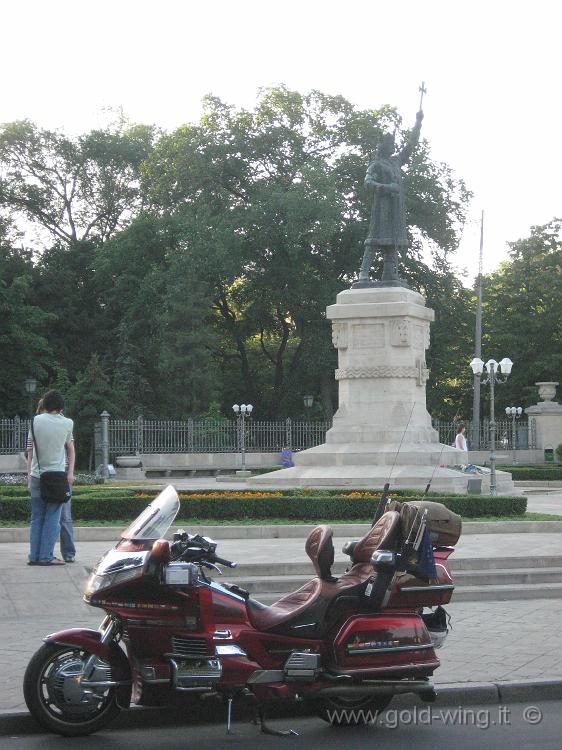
[331,614,438,677]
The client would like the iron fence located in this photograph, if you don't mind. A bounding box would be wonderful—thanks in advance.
[0,417,31,454]
[432,418,536,451]
[0,415,536,456]
[106,417,333,459]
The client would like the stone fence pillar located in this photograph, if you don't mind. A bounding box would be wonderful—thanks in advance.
[100,410,110,479]
[525,382,562,454]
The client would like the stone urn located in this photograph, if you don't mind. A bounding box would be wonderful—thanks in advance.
[536,382,559,403]
[116,455,142,468]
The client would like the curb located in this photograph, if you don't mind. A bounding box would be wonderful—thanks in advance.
[1,520,562,544]
[1,679,561,735]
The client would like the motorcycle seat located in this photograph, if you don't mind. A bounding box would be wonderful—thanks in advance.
[247,512,400,632]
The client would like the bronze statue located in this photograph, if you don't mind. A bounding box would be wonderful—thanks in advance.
[355,85,425,288]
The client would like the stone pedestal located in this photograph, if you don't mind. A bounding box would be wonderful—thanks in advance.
[251,287,515,493]
[525,382,562,453]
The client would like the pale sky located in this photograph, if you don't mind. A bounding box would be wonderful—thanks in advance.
[2,0,560,281]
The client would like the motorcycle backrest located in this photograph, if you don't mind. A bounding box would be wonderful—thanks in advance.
[305,525,335,580]
[351,511,400,563]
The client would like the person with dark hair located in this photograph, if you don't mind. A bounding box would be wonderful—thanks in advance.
[27,390,75,566]
[454,424,468,452]
[26,396,76,562]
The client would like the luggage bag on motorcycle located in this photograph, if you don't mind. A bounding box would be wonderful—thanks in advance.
[407,501,461,547]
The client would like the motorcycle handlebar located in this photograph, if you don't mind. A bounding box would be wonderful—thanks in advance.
[212,554,237,569]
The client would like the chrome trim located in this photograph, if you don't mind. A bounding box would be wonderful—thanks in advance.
[290,623,316,630]
[216,644,247,656]
[100,617,120,644]
[347,643,434,656]
[328,662,440,676]
[213,629,232,640]
[399,584,454,592]
[247,669,284,684]
[169,657,222,691]
[81,618,120,681]
[80,679,132,687]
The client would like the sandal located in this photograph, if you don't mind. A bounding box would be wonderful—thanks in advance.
[38,558,66,566]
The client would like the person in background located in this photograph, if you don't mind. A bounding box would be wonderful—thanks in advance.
[27,390,75,566]
[280,446,294,468]
[454,424,468,452]
[27,398,76,563]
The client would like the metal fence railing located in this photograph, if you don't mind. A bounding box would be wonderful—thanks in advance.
[432,418,536,451]
[0,415,536,456]
[0,417,31,454]
[105,417,333,459]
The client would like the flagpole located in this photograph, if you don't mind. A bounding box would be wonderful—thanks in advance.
[471,210,484,449]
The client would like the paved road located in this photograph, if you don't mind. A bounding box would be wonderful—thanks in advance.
[1,701,559,749]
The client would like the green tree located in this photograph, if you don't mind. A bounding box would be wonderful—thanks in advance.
[68,354,117,466]
[143,87,471,417]
[0,221,53,415]
[0,120,156,246]
[32,240,104,378]
[482,219,562,409]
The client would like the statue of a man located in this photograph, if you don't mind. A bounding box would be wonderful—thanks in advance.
[357,109,424,287]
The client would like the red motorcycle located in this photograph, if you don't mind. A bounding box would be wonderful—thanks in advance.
[23,485,461,736]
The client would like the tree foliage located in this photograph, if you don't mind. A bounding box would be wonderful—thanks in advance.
[1,87,556,448]
[0,120,155,245]
[481,219,562,408]
[141,87,471,416]
[0,220,53,413]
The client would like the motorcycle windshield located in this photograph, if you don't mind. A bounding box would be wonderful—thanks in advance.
[120,485,180,540]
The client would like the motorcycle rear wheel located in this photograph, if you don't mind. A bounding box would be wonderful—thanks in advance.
[24,642,121,736]
[315,694,392,726]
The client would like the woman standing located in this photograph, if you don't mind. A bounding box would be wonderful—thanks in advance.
[454,424,468,452]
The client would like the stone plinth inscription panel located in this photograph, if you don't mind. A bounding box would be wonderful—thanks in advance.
[352,323,385,348]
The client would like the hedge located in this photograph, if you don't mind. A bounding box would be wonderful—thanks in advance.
[497,466,562,480]
[0,493,527,523]
[0,484,450,498]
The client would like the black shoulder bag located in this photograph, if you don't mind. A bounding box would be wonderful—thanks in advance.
[30,417,71,504]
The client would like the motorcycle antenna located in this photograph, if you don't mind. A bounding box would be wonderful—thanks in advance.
[372,401,416,525]
[423,440,448,496]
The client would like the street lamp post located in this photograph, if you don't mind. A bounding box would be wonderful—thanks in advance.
[505,406,523,465]
[303,396,314,449]
[470,357,513,496]
[23,377,38,418]
[232,403,253,472]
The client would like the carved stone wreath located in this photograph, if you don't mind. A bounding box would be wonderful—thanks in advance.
[336,366,420,379]
[335,362,430,383]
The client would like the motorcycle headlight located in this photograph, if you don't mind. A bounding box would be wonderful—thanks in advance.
[85,566,144,596]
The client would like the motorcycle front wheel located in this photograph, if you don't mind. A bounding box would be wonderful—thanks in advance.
[314,694,392,726]
[24,642,121,736]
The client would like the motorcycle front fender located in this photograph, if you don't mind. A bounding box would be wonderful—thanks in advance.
[44,628,132,708]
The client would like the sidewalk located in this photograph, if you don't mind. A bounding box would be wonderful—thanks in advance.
[1,531,562,713]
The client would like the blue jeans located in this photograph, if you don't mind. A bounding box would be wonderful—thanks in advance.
[29,476,63,563]
[59,498,76,560]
